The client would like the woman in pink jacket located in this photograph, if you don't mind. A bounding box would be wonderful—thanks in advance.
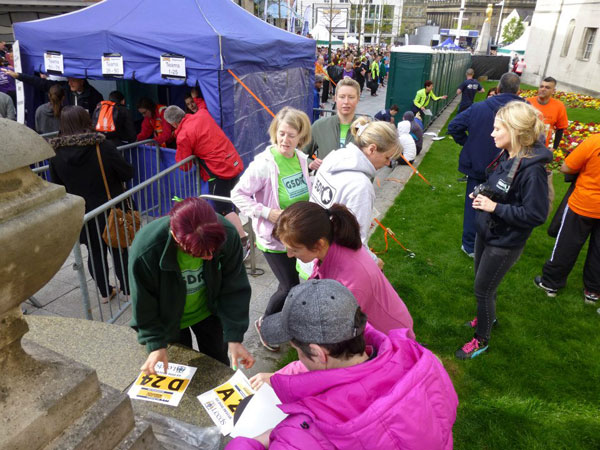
[231,107,312,351]
[274,201,415,339]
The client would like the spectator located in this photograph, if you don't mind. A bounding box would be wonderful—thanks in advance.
[0,41,6,59]
[342,61,354,79]
[92,90,136,145]
[312,75,323,123]
[374,104,399,123]
[456,68,485,113]
[378,54,386,87]
[411,80,447,115]
[49,106,133,304]
[0,64,17,106]
[402,111,424,155]
[326,61,343,99]
[534,134,600,304]
[448,72,524,258]
[231,108,312,352]
[456,101,551,359]
[0,90,15,120]
[136,97,174,147]
[227,279,456,449]
[184,87,207,114]
[304,77,360,168]
[394,118,417,166]
[369,55,380,96]
[163,105,249,250]
[486,86,499,98]
[128,197,255,375]
[35,84,65,133]
[515,57,526,76]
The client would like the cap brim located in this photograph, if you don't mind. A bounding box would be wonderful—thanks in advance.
[260,313,291,346]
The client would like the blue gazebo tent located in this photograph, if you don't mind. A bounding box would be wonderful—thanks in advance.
[433,38,466,51]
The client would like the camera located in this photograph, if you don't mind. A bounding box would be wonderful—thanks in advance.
[472,183,501,202]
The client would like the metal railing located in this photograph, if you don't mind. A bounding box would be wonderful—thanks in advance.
[313,108,374,120]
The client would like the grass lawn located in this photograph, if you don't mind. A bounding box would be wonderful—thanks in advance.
[368,97,600,449]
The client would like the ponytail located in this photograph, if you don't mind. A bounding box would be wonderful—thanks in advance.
[328,204,362,250]
[48,84,65,118]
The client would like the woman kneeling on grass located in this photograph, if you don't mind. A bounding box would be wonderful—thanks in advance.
[455,101,551,360]
[274,201,415,339]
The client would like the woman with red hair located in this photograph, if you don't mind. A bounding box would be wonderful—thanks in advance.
[129,197,255,374]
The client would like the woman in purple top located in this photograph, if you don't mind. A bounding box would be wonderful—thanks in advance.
[342,61,355,79]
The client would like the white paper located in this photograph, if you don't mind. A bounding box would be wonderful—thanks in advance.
[197,370,254,435]
[230,384,287,438]
[44,51,64,74]
[432,136,446,141]
[12,41,25,124]
[128,362,196,407]
[424,132,438,137]
[160,54,186,79]
[423,109,433,116]
[102,54,124,76]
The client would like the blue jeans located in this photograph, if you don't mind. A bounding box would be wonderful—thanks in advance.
[462,176,484,253]
[473,234,524,341]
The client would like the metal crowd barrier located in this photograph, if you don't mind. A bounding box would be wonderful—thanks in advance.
[313,108,373,120]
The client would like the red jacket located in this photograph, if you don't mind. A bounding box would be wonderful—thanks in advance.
[174,110,243,181]
[136,105,174,146]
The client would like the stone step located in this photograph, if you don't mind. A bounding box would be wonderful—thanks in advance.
[44,383,135,450]
[114,419,164,450]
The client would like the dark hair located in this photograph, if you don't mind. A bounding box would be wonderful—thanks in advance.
[136,97,156,113]
[291,307,367,360]
[59,105,92,135]
[48,84,65,118]
[274,202,362,251]
[108,90,125,103]
[542,76,557,85]
[498,72,520,94]
[486,86,498,98]
[424,80,433,88]
[169,198,226,258]
[390,104,399,112]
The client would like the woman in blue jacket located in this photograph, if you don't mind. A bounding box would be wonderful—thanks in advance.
[456,101,552,360]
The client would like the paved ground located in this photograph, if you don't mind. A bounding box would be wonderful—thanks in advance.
[24,83,460,377]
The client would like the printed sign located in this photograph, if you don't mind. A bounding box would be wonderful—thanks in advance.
[12,40,25,124]
[197,370,254,435]
[102,53,124,77]
[160,54,186,79]
[311,175,337,207]
[44,51,64,75]
[128,362,196,407]
[282,172,308,199]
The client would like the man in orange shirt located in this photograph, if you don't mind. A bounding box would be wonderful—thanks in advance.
[527,77,568,207]
[534,134,600,305]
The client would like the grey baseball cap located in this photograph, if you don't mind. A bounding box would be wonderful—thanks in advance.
[261,279,365,345]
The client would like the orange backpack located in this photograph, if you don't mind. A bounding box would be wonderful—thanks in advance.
[95,101,116,133]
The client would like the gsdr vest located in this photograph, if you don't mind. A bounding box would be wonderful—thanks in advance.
[152,105,167,137]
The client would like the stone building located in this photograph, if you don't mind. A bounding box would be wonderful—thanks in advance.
[401,0,428,35]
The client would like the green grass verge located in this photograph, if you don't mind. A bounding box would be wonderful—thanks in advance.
[369,105,600,449]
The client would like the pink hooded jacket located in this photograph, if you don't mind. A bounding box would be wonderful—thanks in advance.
[313,243,415,339]
[226,327,458,450]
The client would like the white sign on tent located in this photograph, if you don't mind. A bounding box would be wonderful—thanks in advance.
[160,54,186,79]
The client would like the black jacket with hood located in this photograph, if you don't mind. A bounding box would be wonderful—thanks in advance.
[475,141,552,248]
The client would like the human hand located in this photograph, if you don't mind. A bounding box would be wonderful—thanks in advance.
[442,95,448,99]
[376,258,385,270]
[309,158,322,171]
[191,87,199,98]
[249,372,274,391]
[141,348,168,375]
[421,107,426,112]
[472,194,497,213]
[254,428,273,448]
[0,68,18,79]
[267,209,282,224]
[228,342,255,370]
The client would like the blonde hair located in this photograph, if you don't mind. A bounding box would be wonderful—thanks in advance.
[335,77,361,98]
[268,107,312,148]
[495,101,546,158]
[350,117,401,157]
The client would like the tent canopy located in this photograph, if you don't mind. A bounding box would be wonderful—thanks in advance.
[433,38,466,51]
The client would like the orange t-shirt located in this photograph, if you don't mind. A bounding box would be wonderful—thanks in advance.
[527,97,568,147]
[565,134,600,219]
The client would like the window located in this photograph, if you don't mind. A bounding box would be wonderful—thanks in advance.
[560,19,575,57]
[577,27,597,61]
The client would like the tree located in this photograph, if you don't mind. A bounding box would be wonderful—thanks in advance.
[502,17,525,45]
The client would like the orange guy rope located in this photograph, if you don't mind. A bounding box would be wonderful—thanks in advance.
[228,69,275,118]
[394,152,434,188]
[315,63,337,86]
[372,218,415,258]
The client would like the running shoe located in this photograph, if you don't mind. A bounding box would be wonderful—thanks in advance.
[455,337,488,360]
[254,317,280,352]
[533,276,557,297]
[584,289,599,305]
[461,245,474,259]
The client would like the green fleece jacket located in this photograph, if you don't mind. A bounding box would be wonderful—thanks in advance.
[128,215,251,353]
[304,114,357,160]
[413,88,442,109]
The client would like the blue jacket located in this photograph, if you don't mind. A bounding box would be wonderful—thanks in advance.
[448,93,524,180]
[476,142,552,248]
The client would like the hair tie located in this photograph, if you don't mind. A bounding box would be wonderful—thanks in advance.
[356,123,368,137]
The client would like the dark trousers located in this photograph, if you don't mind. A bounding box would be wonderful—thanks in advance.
[321,80,330,103]
[462,177,485,253]
[541,205,600,292]
[369,79,378,95]
[473,234,524,341]
[458,103,471,114]
[83,230,129,298]
[178,315,229,365]
[263,252,299,317]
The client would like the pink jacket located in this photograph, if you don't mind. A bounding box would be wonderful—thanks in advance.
[312,243,415,339]
[226,326,458,450]
[231,146,311,252]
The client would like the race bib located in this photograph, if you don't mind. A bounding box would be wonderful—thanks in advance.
[281,172,308,199]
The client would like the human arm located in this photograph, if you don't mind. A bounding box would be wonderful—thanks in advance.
[447,107,472,146]
[140,348,169,376]
[154,115,173,146]
[249,372,275,390]
[192,90,207,110]
[413,89,425,109]
[560,160,578,175]
[136,116,154,141]
[561,137,592,175]
[553,128,565,150]
[230,159,272,221]
[5,95,15,120]
[102,141,134,183]
[430,91,447,101]
[4,70,56,91]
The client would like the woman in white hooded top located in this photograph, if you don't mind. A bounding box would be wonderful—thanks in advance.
[310,118,401,269]
[395,118,417,165]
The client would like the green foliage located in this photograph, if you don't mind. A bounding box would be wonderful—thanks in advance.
[502,17,525,44]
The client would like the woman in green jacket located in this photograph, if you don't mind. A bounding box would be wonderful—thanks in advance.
[129,197,255,375]
[411,80,447,115]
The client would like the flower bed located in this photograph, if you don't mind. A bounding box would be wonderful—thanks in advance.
[520,90,600,109]
[549,120,600,171]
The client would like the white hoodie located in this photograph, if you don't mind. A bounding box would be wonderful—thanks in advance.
[310,143,376,245]
[397,120,417,162]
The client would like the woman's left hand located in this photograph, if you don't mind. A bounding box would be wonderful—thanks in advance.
[228,342,255,370]
[472,194,497,213]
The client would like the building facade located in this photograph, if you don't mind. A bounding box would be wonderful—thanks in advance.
[522,0,600,95]
[402,0,429,36]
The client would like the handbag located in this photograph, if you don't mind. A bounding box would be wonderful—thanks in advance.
[96,144,141,248]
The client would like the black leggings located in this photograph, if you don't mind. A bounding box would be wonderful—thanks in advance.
[83,229,129,298]
[263,251,299,317]
[178,315,229,365]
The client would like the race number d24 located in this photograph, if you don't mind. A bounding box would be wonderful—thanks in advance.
[136,374,189,392]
